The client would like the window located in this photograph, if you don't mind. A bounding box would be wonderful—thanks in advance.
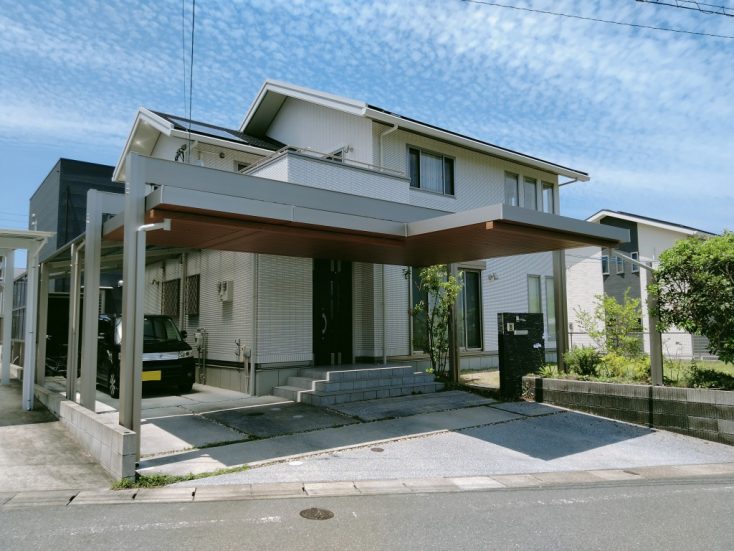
[185,274,200,316]
[459,270,482,349]
[528,275,541,313]
[601,255,610,275]
[161,279,180,317]
[616,256,625,274]
[523,177,538,210]
[542,182,554,213]
[504,172,519,206]
[545,277,556,337]
[630,252,640,273]
[408,147,454,195]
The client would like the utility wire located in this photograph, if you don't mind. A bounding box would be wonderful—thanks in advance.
[461,0,734,39]
[636,0,734,18]
[188,0,196,156]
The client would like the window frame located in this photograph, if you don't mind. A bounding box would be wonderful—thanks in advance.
[504,171,520,207]
[523,176,538,210]
[630,252,640,273]
[544,276,556,338]
[601,255,610,275]
[615,255,625,274]
[542,181,555,213]
[407,145,455,196]
[458,268,483,350]
[527,274,542,314]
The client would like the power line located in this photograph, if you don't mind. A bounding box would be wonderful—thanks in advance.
[461,0,734,39]
[636,0,734,18]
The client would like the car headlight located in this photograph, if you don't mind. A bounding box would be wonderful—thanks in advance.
[178,350,193,359]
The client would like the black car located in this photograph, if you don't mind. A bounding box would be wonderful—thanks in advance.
[97,314,195,398]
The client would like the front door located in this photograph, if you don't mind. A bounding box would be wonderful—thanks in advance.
[313,259,352,366]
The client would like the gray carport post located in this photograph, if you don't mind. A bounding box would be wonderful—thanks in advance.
[1,248,14,386]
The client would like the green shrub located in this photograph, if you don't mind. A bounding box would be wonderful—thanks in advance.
[564,346,602,377]
[599,352,649,381]
[684,364,734,390]
[538,364,559,378]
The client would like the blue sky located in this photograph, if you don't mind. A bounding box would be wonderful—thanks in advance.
[1,0,733,250]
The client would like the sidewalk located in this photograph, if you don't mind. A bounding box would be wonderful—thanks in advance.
[0,381,112,493]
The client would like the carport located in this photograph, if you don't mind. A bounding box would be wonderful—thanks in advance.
[34,153,627,466]
[0,229,53,410]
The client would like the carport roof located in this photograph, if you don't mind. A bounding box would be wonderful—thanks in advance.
[0,229,54,253]
[100,156,628,266]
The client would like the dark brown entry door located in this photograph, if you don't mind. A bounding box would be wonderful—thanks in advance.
[313,259,352,366]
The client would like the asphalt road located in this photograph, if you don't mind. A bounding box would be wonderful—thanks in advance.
[2,477,733,550]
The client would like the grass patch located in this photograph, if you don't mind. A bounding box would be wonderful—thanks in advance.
[112,464,250,489]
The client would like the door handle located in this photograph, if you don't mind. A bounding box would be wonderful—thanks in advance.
[321,312,328,336]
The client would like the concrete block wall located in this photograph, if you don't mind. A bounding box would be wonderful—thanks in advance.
[523,376,734,445]
[35,385,136,480]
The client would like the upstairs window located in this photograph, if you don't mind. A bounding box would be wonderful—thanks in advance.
[616,256,625,274]
[524,177,538,210]
[631,252,640,273]
[504,172,519,206]
[542,182,554,213]
[408,147,454,195]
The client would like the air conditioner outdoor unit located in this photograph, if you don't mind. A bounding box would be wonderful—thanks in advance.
[218,280,233,302]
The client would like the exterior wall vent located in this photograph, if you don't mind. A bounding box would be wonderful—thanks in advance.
[218,280,233,302]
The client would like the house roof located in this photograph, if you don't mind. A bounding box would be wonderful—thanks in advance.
[239,80,590,182]
[587,210,715,236]
[152,111,284,151]
[112,108,284,182]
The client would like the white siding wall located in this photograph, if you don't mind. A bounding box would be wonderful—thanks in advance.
[384,265,410,356]
[267,98,374,165]
[484,253,555,352]
[353,262,377,358]
[565,246,604,349]
[637,224,697,358]
[256,255,312,364]
[378,126,558,212]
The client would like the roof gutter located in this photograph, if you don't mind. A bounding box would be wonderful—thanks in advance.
[365,107,589,181]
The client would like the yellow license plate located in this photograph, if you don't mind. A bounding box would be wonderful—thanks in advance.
[142,370,162,382]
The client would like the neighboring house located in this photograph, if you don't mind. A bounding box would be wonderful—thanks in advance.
[566,210,716,359]
[11,160,123,364]
[111,81,584,394]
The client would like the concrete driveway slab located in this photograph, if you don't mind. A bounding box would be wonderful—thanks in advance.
[329,390,496,421]
[0,382,112,492]
[490,401,564,417]
[140,413,249,458]
[202,401,358,438]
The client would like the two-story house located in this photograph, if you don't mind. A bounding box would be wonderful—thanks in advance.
[73,80,625,400]
[566,210,716,358]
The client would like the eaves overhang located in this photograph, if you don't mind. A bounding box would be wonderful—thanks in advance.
[102,156,626,266]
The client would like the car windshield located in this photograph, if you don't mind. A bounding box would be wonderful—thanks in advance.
[144,317,182,342]
[113,317,181,344]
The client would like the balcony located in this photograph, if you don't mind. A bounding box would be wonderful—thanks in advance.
[245,147,411,204]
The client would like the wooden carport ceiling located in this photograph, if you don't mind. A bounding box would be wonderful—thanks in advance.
[103,204,626,266]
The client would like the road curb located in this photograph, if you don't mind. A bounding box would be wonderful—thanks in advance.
[3,462,734,509]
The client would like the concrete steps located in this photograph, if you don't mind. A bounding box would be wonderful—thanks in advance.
[272,365,444,406]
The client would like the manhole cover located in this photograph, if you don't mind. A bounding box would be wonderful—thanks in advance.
[246,412,265,417]
[371,447,384,453]
[300,507,334,521]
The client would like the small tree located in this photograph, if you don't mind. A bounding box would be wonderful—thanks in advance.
[413,265,463,377]
[649,232,734,364]
[574,290,643,358]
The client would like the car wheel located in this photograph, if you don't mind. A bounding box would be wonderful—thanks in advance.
[108,369,120,399]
